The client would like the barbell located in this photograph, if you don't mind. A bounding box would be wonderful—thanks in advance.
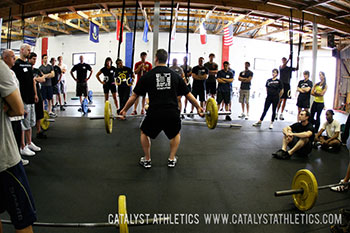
[274,169,350,211]
[40,110,55,131]
[90,98,231,134]
[182,120,242,128]
[2,195,168,233]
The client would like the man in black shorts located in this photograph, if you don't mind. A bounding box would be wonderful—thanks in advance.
[180,56,192,114]
[276,56,299,120]
[296,70,312,116]
[273,110,314,159]
[0,59,37,233]
[217,61,234,121]
[204,53,218,99]
[120,49,203,169]
[70,55,93,112]
[50,57,65,111]
[191,57,208,114]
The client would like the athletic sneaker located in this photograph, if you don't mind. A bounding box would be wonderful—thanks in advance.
[274,150,291,160]
[238,113,245,118]
[168,156,178,168]
[20,145,35,156]
[330,180,349,192]
[269,122,274,129]
[279,113,284,120]
[87,108,91,113]
[245,114,249,120]
[60,106,66,111]
[78,108,82,112]
[188,111,194,118]
[21,159,29,166]
[54,102,59,107]
[139,157,151,169]
[225,115,232,121]
[252,121,261,127]
[27,142,41,152]
[49,112,57,118]
[64,102,67,107]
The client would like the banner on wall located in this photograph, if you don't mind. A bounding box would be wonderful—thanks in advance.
[199,22,207,45]
[116,20,123,42]
[89,21,99,43]
[23,35,37,46]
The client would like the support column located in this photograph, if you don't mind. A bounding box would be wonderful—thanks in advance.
[311,18,318,85]
[152,1,160,65]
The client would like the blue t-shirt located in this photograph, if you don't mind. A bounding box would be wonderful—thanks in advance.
[217,69,234,93]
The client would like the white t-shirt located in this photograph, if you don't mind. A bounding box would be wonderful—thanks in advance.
[0,60,21,172]
[58,63,67,81]
[321,119,341,140]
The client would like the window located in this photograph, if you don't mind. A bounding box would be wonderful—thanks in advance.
[72,52,96,65]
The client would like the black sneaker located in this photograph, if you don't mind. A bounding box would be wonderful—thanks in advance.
[36,132,47,139]
[87,108,91,113]
[272,149,284,158]
[64,102,67,107]
[168,156,178,168]
[139,157,151,169]
[188,111,194,118]
[225,115,232,121]
[78,108,82,112]
[275,150,291,160]
[181,115,185,119]
[60,106,66,111]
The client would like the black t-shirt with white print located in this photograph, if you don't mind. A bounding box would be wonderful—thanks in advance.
[133,66,189,115]
[100,66,116,85]
[12,59,35,104]
[297,79,313,101]
[191,65,209,89]
[265,78,283,97]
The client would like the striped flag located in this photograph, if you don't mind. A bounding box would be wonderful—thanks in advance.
[199,22,207,45]
[223,24,234,46]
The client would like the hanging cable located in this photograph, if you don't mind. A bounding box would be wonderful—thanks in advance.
[289,9,293,68]
[131,0,139,70]
[167,0,174,67]
[117,0,126,59]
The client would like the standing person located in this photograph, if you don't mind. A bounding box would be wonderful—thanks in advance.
[96,57,118,111]
[272,110,314,159]
[115,59,134,113]
[70,55,93,112]
[204,53,218,99]
[28,53,47,139]
[119,49,204,169]
[0,59,37,233]
[296,71,313,116]
[276,56,299,120]
[39,54,56,117]
[253,69,283,129]
[133,52,152,115]
[50,58,65,111]
[238,62,253,120]
[170,58,185,117]
[180,56,192,114]
[57,56,67,106]
[216,61,234,121]
[314,110,341,150]
[310,71,328,133]
[2,49,29,165]
[190,57,208,114]
[12,44,41,156]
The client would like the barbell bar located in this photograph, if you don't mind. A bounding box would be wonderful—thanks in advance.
[274,169,350,211]
[1,195,169,233]
[182,120,242,128]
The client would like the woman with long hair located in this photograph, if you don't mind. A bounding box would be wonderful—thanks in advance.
[96,57,118,110]
[253,69,284,129]
[310,71,328,132]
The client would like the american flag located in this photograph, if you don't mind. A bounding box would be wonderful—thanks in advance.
[223,24,234,46]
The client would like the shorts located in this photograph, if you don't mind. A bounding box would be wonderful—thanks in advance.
[281,83,291,99]
[53,84,59,95]
[192,87,205,102]
[217,91,231,105]
[288,136,312,155]
[76,82,88,97]
[21,104,36,130]
[206,82,216,95]
[103,83,117,94]
[187,84,191,92]
[239,89,250,104]
[296,97,310,109]
[59,80,66,94]
[0,162,37,230]
[41,86,53,100]
[140,112,181,139]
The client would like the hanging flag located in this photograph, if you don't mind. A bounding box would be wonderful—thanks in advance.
[143,20,149,42]
[23,35,37,46]
[223,24,234,46]
[116,20,123,42]
[199,22,207,45]
[89,21,99,43]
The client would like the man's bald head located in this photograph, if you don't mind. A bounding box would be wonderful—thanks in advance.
[2,49,16,68]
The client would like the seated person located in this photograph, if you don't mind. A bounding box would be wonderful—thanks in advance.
[273,110,314,159]
[314,109,341,150]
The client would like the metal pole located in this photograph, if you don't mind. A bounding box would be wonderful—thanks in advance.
[152,1,160,65]
[311,17,318,85]
[117,0,126,59]
[167,0,174,67]
[131,0,139,70]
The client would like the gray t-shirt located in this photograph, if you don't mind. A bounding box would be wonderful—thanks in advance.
[39,64,53,86]
[0,60,21,172]
[170,65,184,78]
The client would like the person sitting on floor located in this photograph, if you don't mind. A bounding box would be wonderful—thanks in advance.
[314,109,341,151]
[273,110,314,159]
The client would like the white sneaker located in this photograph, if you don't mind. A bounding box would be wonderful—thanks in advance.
[269,122,274,129]
[27,142,41,152]
[245,114,249,120]
[21,159,29,166]
[279,113,284,120]
[20,146,35,156]
[238,113,245,118]
[252,121,261,127]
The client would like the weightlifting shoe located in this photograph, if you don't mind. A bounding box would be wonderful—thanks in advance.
[168,156,178,168]
[139,157,151,169]
[330,180,349,192]
[28,142,41,152]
